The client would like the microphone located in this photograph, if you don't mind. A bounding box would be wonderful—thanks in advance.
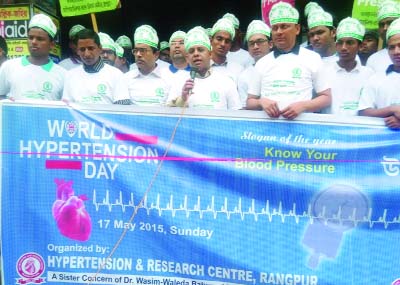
[188,67,198,95]
[190,66,198,80]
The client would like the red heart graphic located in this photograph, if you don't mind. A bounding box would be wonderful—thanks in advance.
[52,179,92,241]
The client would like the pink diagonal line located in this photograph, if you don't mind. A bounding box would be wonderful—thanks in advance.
[115,133,158,144]
[0,151,391,163]
[45,160,82,170]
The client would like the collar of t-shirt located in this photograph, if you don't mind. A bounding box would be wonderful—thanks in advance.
[194,68,211,79]
[83,58,104,73]
[21,55,54,72]
[169,64,191,73]
[334,60,362,73]
[273,44,300,58]
[386,64,400,74]
[131,64,162,78]
[211,59,228,67]
[70,55,82,64]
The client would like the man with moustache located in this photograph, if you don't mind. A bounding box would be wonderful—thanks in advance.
[62,29,126,104]
[114,25,171,106]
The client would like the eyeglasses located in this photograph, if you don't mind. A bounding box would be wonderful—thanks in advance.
[133,48,151,55]
[248,38,268,47]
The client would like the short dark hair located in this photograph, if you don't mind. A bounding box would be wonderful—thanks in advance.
[74,29,101,46]
[0,36,7,56]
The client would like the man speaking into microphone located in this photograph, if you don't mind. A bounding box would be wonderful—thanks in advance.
[167,27,241,110]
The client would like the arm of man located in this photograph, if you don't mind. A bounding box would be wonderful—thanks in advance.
[247,95,280,117]
[281,88,332,119]
[359,106,400,129]
[168,78,194,107]
[245,69,280,117]
[0,62,10,99]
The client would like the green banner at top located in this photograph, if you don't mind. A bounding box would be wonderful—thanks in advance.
[352,0,400,30]
[60,0,119,17]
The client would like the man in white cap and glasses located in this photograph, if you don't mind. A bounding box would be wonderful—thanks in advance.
[0,13,65,101]
[366,0,400,73]
[223,13,254,69]
[247,2,331,119]
[237,20,272,108]
[167,28,241,110]
[358,18,400,129]
[114,25,171,106]
[307,9,337,63]
[59,24,85,70]
[62,29,127,104]
[210,18,244,84]
[98,32,117,66]
[323,17,374,115]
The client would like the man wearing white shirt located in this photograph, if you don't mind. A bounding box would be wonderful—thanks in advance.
[358,18,400,129]
[167,28,241,110]
[163,31,190,91]
[307,10,337,63]
[62,29,126,104]
[366,0,400,73]
[247,2,331,119]
[237,20,272,108]
[0,14,65,101]
[115,25,171,106]
[324,17,374,116]
[223,13,254,69]
[209,18,244,84]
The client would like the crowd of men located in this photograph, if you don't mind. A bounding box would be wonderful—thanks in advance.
[0,1,399,128]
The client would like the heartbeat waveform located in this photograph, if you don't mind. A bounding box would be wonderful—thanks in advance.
[92,190,400,229]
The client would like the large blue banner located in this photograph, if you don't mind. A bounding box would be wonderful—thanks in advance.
[1,103,400,285]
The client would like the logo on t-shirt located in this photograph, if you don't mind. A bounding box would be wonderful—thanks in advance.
[292,67,302,79]
[97,84,107,95]
[210,91,220,103]
[42,82,53,93]
[155,88,165,98]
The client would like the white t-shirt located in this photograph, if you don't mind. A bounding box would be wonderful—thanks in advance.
[115,65,171,106]
[62,63,124,104]
[210,59,244,84]
[358,70,400,110]
[167,69,242,110]
[227,48,254,69]
[58,57,82,70]
[0,56,65,100]
[162,64,191,94]
[237,65,258,108]
[254,47,330,110]
[323,61,374,115]
[366,48,391,73]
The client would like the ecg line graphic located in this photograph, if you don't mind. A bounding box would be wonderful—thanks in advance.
[92,190,400,229]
